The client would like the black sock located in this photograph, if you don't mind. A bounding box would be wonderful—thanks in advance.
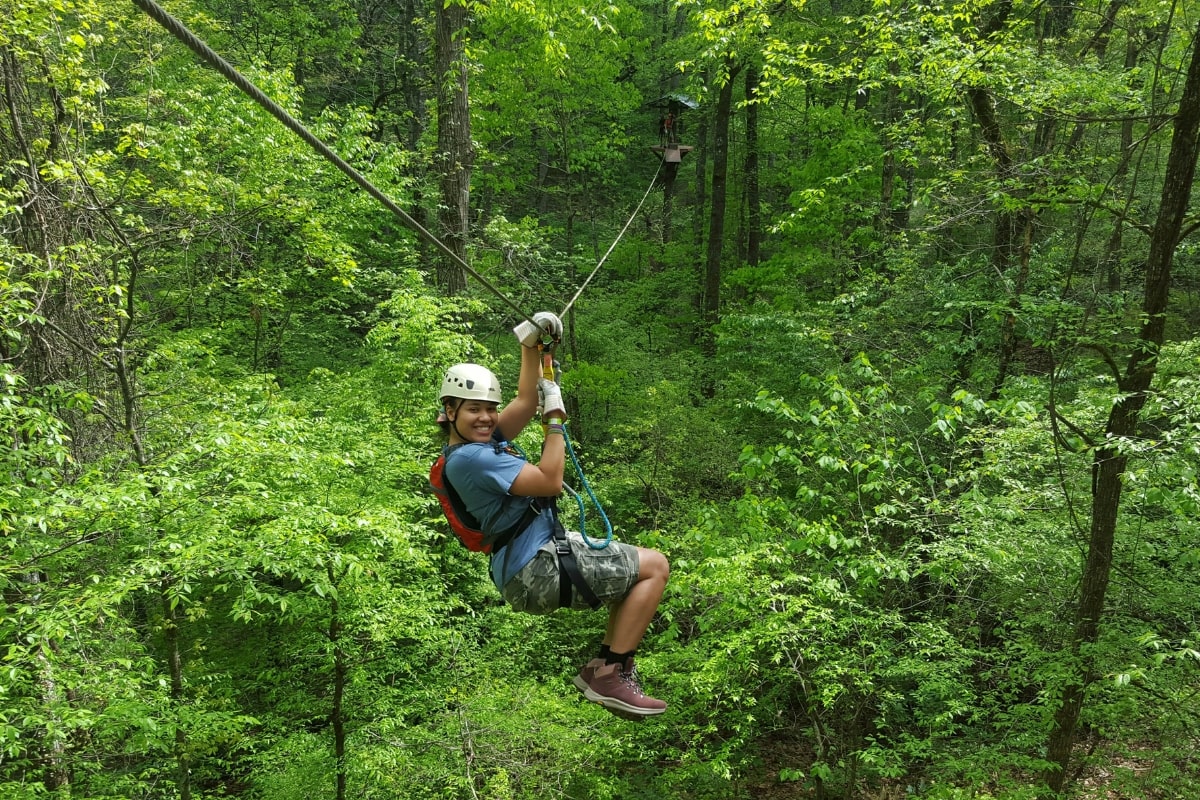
[598,644,612,661]
[605,649,634,666]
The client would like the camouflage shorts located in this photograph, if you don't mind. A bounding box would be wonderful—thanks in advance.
[501,532,640,615]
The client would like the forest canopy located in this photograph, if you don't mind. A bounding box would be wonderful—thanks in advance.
[2,0,1200,798]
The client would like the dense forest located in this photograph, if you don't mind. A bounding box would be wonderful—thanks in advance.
[3,0,1200,797]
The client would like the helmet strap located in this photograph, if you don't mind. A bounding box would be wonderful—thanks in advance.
[445,399,470,444]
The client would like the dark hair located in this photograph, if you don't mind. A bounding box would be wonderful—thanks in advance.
[437,397,459,435]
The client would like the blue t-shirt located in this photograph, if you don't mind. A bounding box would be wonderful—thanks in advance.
[442,441,554,588]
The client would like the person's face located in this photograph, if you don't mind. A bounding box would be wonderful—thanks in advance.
[447,399,499,444]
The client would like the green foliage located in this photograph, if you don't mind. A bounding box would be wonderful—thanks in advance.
[6,0,1200,796]
[750,106,885,294]
[202,0,363,90]
[344,670,630,800]
[472,0,645,188]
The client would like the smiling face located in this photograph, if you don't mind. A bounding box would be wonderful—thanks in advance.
[445,398,500,444]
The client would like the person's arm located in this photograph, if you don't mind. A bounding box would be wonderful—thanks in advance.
[497,344,543,440]
[500,311,567,496]
[503,367,568,496]
[509,377,567,495]
[509,421,565,497]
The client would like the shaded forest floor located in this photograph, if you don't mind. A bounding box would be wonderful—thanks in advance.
[743,736,1183,799]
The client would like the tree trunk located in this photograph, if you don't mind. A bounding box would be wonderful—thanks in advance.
[162,580,192,800]
[663,168,675,245]
[692,70,710,252]
[400,0,429,153]
[701,59,740,394]
[966,79,1040,400]
[329,573,347,800]
[1100,35,1140,293]
[744,64,761,269]
[434,0,472,295]
[29,571,69,792]
[878,60,908,239]
[399,0,432,270]
[1042,18,1200,794]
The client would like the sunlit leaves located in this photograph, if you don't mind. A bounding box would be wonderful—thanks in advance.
[469,0,643,206]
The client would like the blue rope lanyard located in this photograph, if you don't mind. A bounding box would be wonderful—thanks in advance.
[509,429,613,549]
[561,422,613,550]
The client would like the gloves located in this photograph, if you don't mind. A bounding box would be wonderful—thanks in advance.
[513,311,563,348]
[538,377,567,420]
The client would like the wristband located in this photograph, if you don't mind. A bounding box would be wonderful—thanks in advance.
[545,423,565,435]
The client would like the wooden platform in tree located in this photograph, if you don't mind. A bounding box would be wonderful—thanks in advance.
[650,144,693,163]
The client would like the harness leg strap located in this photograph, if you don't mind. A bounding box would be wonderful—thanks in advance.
[552,517,602,610]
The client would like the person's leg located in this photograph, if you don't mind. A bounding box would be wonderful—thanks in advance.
[585,547,665,672]
[606,547,668,653]
[584,547,670,716]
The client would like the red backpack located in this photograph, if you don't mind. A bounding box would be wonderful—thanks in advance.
[429,446,602,610]
[429,451,491,552]
[429,447,540,553]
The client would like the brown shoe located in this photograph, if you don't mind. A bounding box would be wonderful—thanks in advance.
[572,658,604,694]
[574,658,646,721]
[584,660,667,717]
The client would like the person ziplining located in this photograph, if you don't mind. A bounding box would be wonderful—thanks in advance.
[434,314,670,718]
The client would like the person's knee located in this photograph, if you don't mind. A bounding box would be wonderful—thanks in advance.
[639,548,669,584]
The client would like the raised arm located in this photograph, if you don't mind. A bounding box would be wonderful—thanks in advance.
[500,311,567,498]
[497,343,544,438]
[508,381,567,497]
[498,311,563,440]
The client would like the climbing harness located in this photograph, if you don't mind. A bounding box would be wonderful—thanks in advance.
[432,433,602,610]
[549,509,602,610]
[534,341,604,609]
[429,442,540,554]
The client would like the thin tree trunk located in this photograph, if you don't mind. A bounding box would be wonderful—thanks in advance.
[329,573,347,800]
[1101,36,1140,292]
[434,0,472,294]
[692,70,710,252]
[964,81,1036,399]
[1042,18,1200,794]
[399,0,431,269]
[663,169,675,244]
[966,78,1040,399]
[162,580,192,800]
[879,60,903,240]
[701,59,740,394]
[400,0,428,153]
[30,571,69,791]
[744,64,761,268]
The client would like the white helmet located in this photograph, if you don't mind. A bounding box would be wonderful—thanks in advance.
[440,363,502,404]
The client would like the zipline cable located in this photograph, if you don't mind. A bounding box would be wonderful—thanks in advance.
[131,0,539,329]
[559,159,661,318]
[137,0,662,562]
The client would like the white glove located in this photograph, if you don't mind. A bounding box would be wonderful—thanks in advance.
[513,311,563,348]
[538,377,567,420]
